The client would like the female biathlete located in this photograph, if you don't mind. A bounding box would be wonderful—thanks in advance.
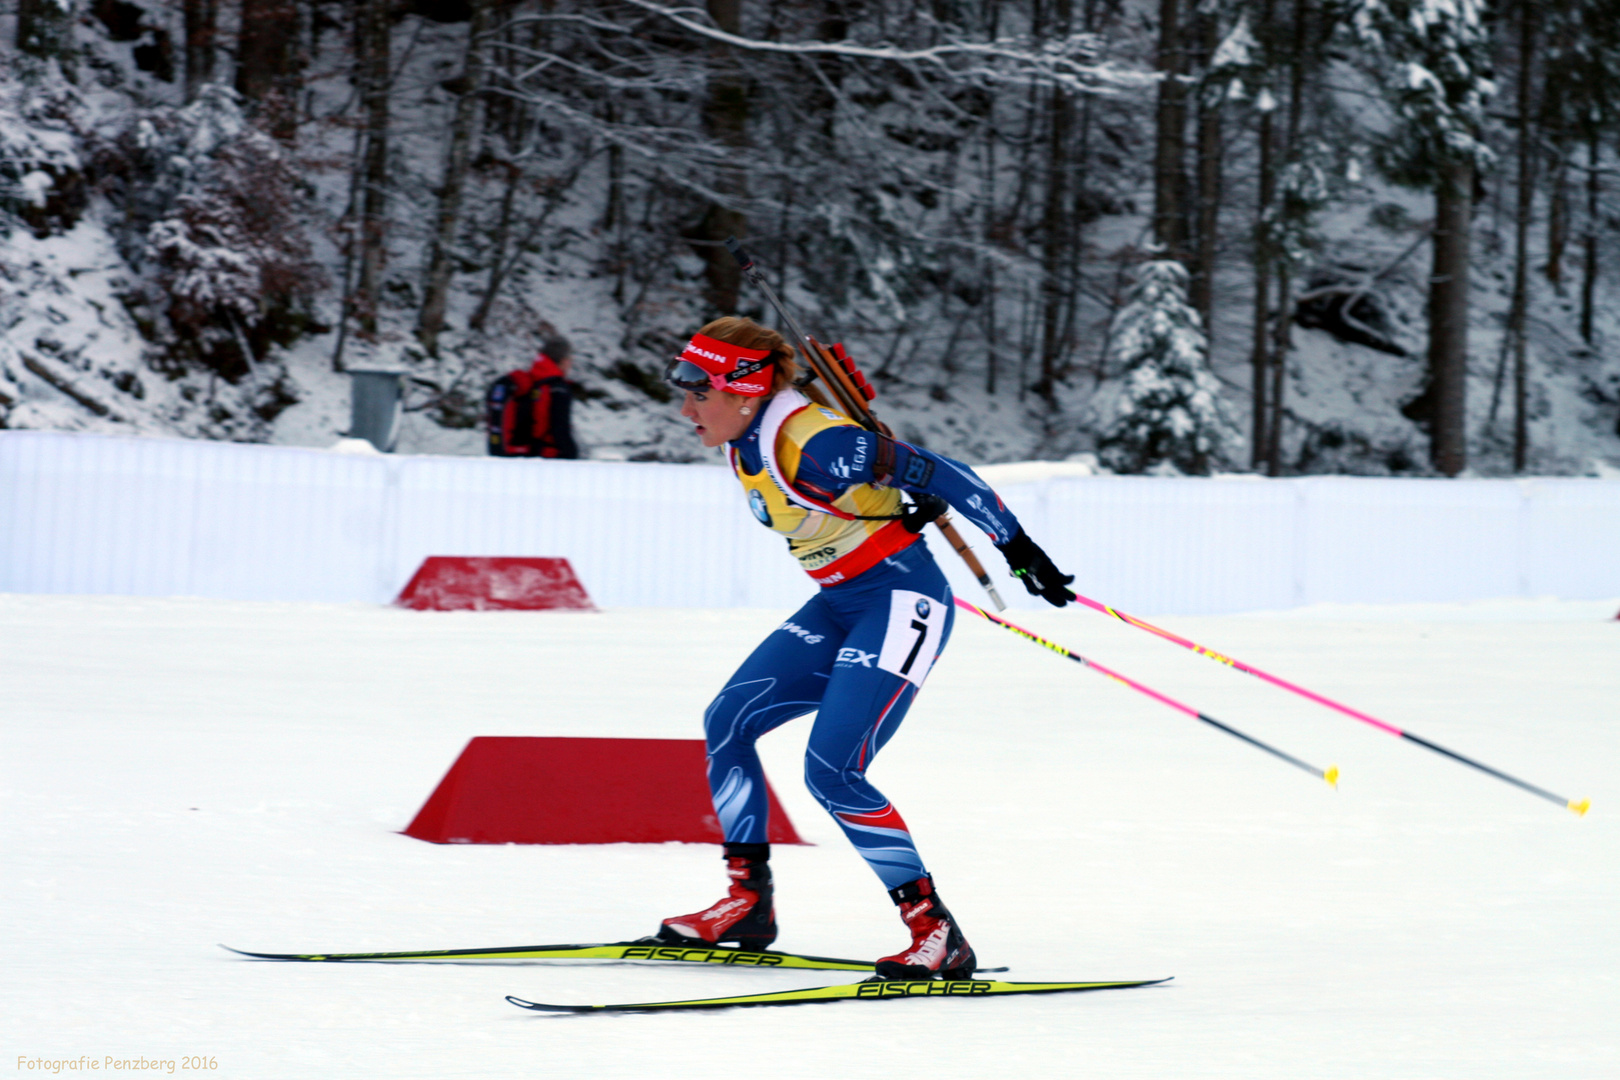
[654,317,1076,980]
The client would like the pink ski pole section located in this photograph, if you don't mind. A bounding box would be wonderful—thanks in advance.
[952,598,1200,719]
[1069,593,1406,739]
[954,597,1336,783]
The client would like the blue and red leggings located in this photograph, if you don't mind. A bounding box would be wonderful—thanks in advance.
[702,543,954,889]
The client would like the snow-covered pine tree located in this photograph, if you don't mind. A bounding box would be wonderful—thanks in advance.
[112,87,326,377]
[1540,0,1620,345]
[1349,0,1495,476]
[17,0,77,75]
[1096,258,1241,474]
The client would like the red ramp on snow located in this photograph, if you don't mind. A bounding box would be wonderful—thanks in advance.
[403,737,806,845]
[395,556,594,611]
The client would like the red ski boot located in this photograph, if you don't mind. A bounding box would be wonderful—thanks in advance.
[874,876,976,980]
[657,843,777,950]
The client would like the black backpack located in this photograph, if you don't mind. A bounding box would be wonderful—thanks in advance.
[486,367,563,457]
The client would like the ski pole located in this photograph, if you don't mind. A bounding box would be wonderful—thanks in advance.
[726,237,1007,612]
[1067,591,1589,816]
[954,598,1338,787]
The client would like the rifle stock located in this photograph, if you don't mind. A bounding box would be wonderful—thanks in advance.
[804,337,875,426]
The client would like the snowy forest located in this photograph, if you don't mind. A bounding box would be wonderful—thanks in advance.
[3,0,1620,476]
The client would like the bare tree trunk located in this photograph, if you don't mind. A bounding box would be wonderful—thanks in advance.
[982,0,1003,396]
[1580,134,1600,345]
[983,101,999,396]
[1153,0,1189,258]
[1072,14,1101,385]
[689,0,749,315]
[183,0,217,100]
[606,97,627,305]
[1004,79,1043,233]
[468,7,533,333]
[604,102,623,237]
[1037,0,1075,404]
[469,164,520,334]
[1507,0,1534,472]
[417,0,491,356]
[355,0,392,340]
[1265,0,1308,477]
[1037,98,1072,401]
[17,0,76,74]
[1250,121,1274,470]
[1191,8,1222,335]
[236,0,301,142]
[1267,260,1290,476]
[1545,154,1568,292]
[1429,160,1473,477]
[1249,0,1277,470]
[330,100,368,373]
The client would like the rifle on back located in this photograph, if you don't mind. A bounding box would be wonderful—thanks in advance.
[725,237,1007,612]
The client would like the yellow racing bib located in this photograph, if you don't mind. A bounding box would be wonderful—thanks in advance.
[733,391,918,586]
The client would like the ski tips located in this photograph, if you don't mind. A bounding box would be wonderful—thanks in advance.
[507,995,577,1012]
[1568,798,1591,817]
[218,944,269,959]
[1324,766,1340,788]
[507,995,545,1010]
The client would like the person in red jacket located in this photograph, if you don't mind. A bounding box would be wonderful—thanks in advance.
[487,335,579,458]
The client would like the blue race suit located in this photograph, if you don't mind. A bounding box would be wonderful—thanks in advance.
[705,398,1021,888]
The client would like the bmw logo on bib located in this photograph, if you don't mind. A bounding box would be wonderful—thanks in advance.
[915,597,931,619]
[749,488,773,526]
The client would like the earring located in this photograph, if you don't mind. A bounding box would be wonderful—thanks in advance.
[739,406,752,415]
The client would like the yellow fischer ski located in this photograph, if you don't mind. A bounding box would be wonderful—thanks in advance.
[223,941,878,971]
[507,977,1172,1012]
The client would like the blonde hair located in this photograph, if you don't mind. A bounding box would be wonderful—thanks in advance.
[698,316,835,409]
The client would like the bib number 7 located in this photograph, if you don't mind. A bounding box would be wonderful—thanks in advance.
[877,590,949,688]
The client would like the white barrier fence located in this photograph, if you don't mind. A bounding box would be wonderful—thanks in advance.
[3,430,1617,613]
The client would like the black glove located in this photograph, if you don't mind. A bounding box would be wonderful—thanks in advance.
[998,529,1075,607]
[900,493,948,534]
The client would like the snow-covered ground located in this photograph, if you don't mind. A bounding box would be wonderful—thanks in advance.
[2,593,1615,1078]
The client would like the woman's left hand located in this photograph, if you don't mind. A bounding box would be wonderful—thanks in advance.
[997,529,1075,607]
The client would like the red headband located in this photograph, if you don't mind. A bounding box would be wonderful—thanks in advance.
[678,333,775,397]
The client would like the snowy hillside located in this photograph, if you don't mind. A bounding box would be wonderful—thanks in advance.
[3,593,1615,1077]
[2,4,1619,474]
